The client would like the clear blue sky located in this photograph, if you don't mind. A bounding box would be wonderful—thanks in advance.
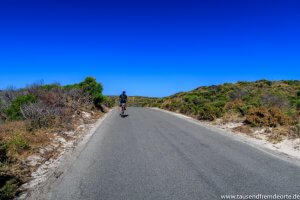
[0,0,299,97]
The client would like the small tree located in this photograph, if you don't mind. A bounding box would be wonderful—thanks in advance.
[6,94,36,120]
[79,77,104,108]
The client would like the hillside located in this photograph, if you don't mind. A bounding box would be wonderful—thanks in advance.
[0,77,112,199]
[130,80,300,142]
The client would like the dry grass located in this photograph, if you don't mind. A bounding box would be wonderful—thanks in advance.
[266,126,290,143]
[0,121,52,199]
[288,124,300,139]
[0,121,51,158]
[0,109,104,199]
[0,121,53,178]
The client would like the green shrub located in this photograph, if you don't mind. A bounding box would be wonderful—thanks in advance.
[0,179,18,200]
[102,96,115,108]
[183,94,204,105]
[211,100,226,109]
[255,79,272,86]
[0,143,8,163]
[79,77,104,108]
[6,135,29,154]
[228,88,248,100]
[196,104,222,120]
[179,104,191,114]
[239,104,255,115]
[40,84,61,90]
[6,94,36,121]
[282,80,300,85]
[63,77,104,108]
[244,96,261,107]
[296,100,300,110]
[237,81,250,86]
[166,101,181,111]
[0,101,5,122]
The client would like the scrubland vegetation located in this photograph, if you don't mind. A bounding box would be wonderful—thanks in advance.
[127,96,161,107]
[1,78,299,199]
[130,80,300,141]
[0,77,111,199]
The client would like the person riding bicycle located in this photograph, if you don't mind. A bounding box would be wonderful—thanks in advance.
[119,91,127,113]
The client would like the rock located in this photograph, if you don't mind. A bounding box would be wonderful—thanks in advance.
[82,111,91,119]
[64,131,75,136]
[55,137,66,143]
[27,155,43,167]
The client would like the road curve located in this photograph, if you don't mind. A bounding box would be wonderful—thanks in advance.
[48,108,300,200]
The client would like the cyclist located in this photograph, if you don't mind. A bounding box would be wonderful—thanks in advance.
[119,91,128,114]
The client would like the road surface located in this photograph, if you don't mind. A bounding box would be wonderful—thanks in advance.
[48,108,300,200]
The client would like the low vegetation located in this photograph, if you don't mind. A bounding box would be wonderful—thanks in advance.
[1,78,298,198]
[130,80,300,142]
[0,77,111,199]
[127,96,161,107]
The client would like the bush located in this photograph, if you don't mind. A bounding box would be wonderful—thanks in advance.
[79,77,104,108]
[245,107,289,127]
[18,77,104,130]
[63,77,104,108]
[228,88,248,100]
[260,93,288,108]
[211,100,226,109]
[6,94,36,121]
[224,100,243,112]
[243,96,261,107]
[237,81,250,86]
[296,100,300,110]
[282,80,300,85]
[6,135,29,154]
[0,101,5,122]
[102,96,115,108]
[0,143,8,163]
[179,104,194,115]
[196,104,222,121]
[21,102,56,130]
[288,124,300,138]
[0,179,18,200]
[255,79,272,87]
[40,83,61,91]
[0,88,18,107]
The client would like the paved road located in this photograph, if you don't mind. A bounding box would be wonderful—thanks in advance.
[49,108,300,200]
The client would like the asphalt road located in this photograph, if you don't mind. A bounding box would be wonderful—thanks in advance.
[49,108,300,200]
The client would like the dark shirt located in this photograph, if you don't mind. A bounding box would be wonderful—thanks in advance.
[119,94,127,103]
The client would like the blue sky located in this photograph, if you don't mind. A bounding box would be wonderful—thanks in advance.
[0,0,299,97]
